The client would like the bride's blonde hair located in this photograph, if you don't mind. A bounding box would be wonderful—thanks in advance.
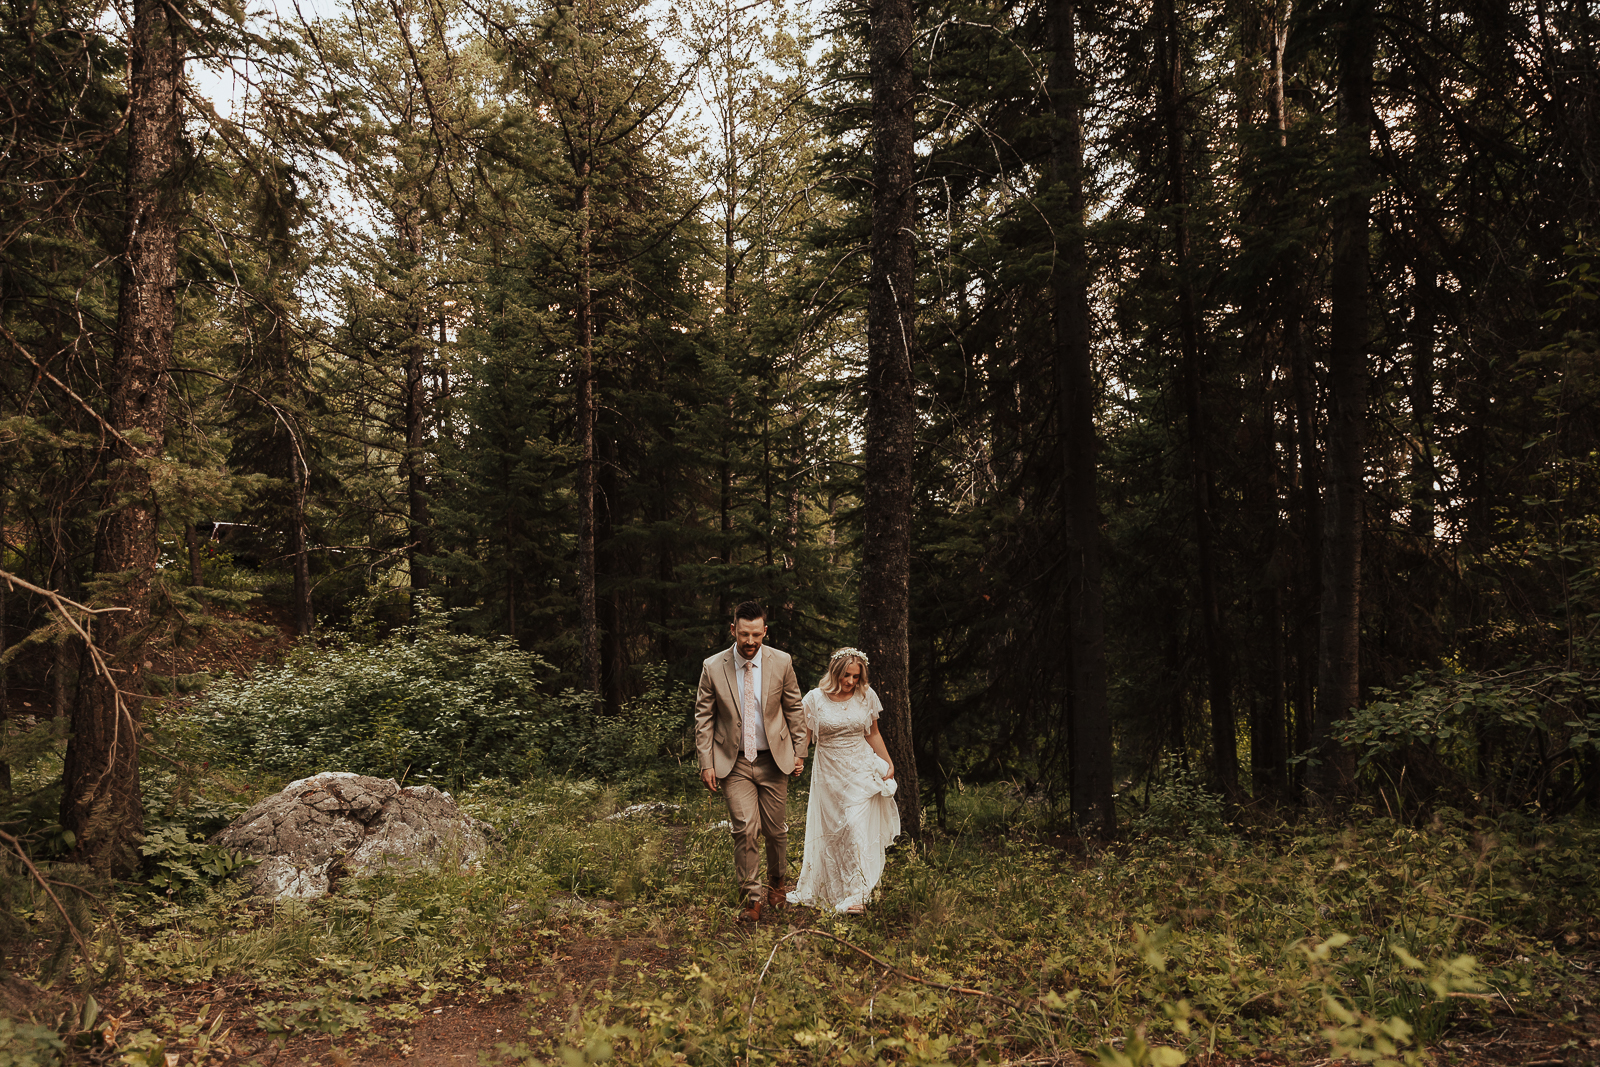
[819,647,870,695]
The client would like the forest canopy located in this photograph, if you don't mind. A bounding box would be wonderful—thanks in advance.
[1,0,1598,871]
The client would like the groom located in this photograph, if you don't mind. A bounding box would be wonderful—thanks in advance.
[695,600,806,922]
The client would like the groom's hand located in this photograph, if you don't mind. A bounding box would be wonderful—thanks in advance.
[701,768,719,792]
[792,757,804,777]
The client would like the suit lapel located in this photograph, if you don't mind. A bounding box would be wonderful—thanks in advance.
[721,648,740,710]
[760,649,781,712]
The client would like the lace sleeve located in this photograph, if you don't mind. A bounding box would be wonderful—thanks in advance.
[802,690,820,739]
[865,687,884,724]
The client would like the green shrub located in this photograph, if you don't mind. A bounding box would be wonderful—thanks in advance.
[1130,766,1228,837]
[196,607,697,791]
[1332,538,1600,815]
[198,609,565,786]
[138,826,256,899]
[536,663,698,792]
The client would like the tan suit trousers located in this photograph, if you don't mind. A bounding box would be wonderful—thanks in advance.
[722,751,788,906]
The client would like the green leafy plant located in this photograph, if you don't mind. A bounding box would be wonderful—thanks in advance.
[1130,766,1228,837]
[0,1018,65,1067]
[198,605,700,791]
[198,604,565,786]
[138,825,256,898]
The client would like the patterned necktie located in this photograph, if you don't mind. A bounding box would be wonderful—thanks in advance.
[742,660,758,762]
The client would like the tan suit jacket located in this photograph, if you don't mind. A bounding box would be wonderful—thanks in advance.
[695,645,806,778]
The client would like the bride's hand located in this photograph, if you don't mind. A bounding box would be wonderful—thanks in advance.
[883,763,895,779]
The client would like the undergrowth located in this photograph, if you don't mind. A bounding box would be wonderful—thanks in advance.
[1,777,1592,1066]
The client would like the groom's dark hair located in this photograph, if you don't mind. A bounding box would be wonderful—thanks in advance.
[732,600,767,624]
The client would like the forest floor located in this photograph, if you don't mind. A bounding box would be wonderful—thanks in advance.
[8,609,1600,1067]
[247,919,1600,1067]
[78,845,1600,1067]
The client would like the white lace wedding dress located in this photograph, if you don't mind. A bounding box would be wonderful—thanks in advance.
[786,686,901,912]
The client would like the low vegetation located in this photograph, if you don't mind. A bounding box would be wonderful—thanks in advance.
[4,759,1599,1066]
[3,618,1598,1065]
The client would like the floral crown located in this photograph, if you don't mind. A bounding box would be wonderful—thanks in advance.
[830,647,870,665]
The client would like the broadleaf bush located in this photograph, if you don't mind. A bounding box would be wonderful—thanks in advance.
[196,607,697,790]
[1130,766,1228,837]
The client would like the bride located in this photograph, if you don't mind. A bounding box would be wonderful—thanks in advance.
[786,648,901,914]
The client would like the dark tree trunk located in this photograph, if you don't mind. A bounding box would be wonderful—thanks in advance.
[1159,0,1237,799]
[1256,574,1289,796]
[1312,0,1374,800]
[1409,268,1437,539]
[577,170,601,697]
[402,211,433,605]
[1049,0,1115,836]
[719,394,734,622]
[61,0,183,875]
[290,467,313,636]
[0,483,9,794]
[1269,0,1320,798]
[861,0,921,841]
[598,430,625,715]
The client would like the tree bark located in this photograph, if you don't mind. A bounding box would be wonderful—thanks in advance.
[1159,0,1237,799]
[577,163,602,698]
[598,431,625,714]
[1049,0,1115,836]
[861,0,921,841]
[401,209,433,605]
[0,482,9,794]
[1408,268,1436,539]
[1312,0,1374,800]
[290,463,313,636]
[60,0,183,875]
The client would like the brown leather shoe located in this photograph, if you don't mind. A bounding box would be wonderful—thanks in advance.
[767,881,789,912]
[738,900,761,923]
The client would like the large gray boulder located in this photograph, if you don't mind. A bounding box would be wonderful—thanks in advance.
[212,771,492,899]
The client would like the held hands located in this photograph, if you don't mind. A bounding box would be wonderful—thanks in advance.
[792,757,804,777]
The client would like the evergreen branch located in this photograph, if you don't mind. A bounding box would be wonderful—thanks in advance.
[165,365,310,485]
[0,321,140,456]
[0,826,99,971]
[0,569,144,884]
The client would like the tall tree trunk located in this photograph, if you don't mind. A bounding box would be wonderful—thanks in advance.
[1409,268,1437,539]
[862,0,921,841]
[577,165,602,697]
[0,482,9,794]
[719,419,733,621]
[401,210,433,605]
[1239,0,1295,801]
[1407,0,1438,542]
[598,431,625,715]
[60,0,183,875]
[719,42,739,624]
[1270,0,1320,798]
[1160,0,1237,799]
[1049,0,1115,836]
[290,463,313,636]
[1312,0,1374,800]
[50,555,74,721]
